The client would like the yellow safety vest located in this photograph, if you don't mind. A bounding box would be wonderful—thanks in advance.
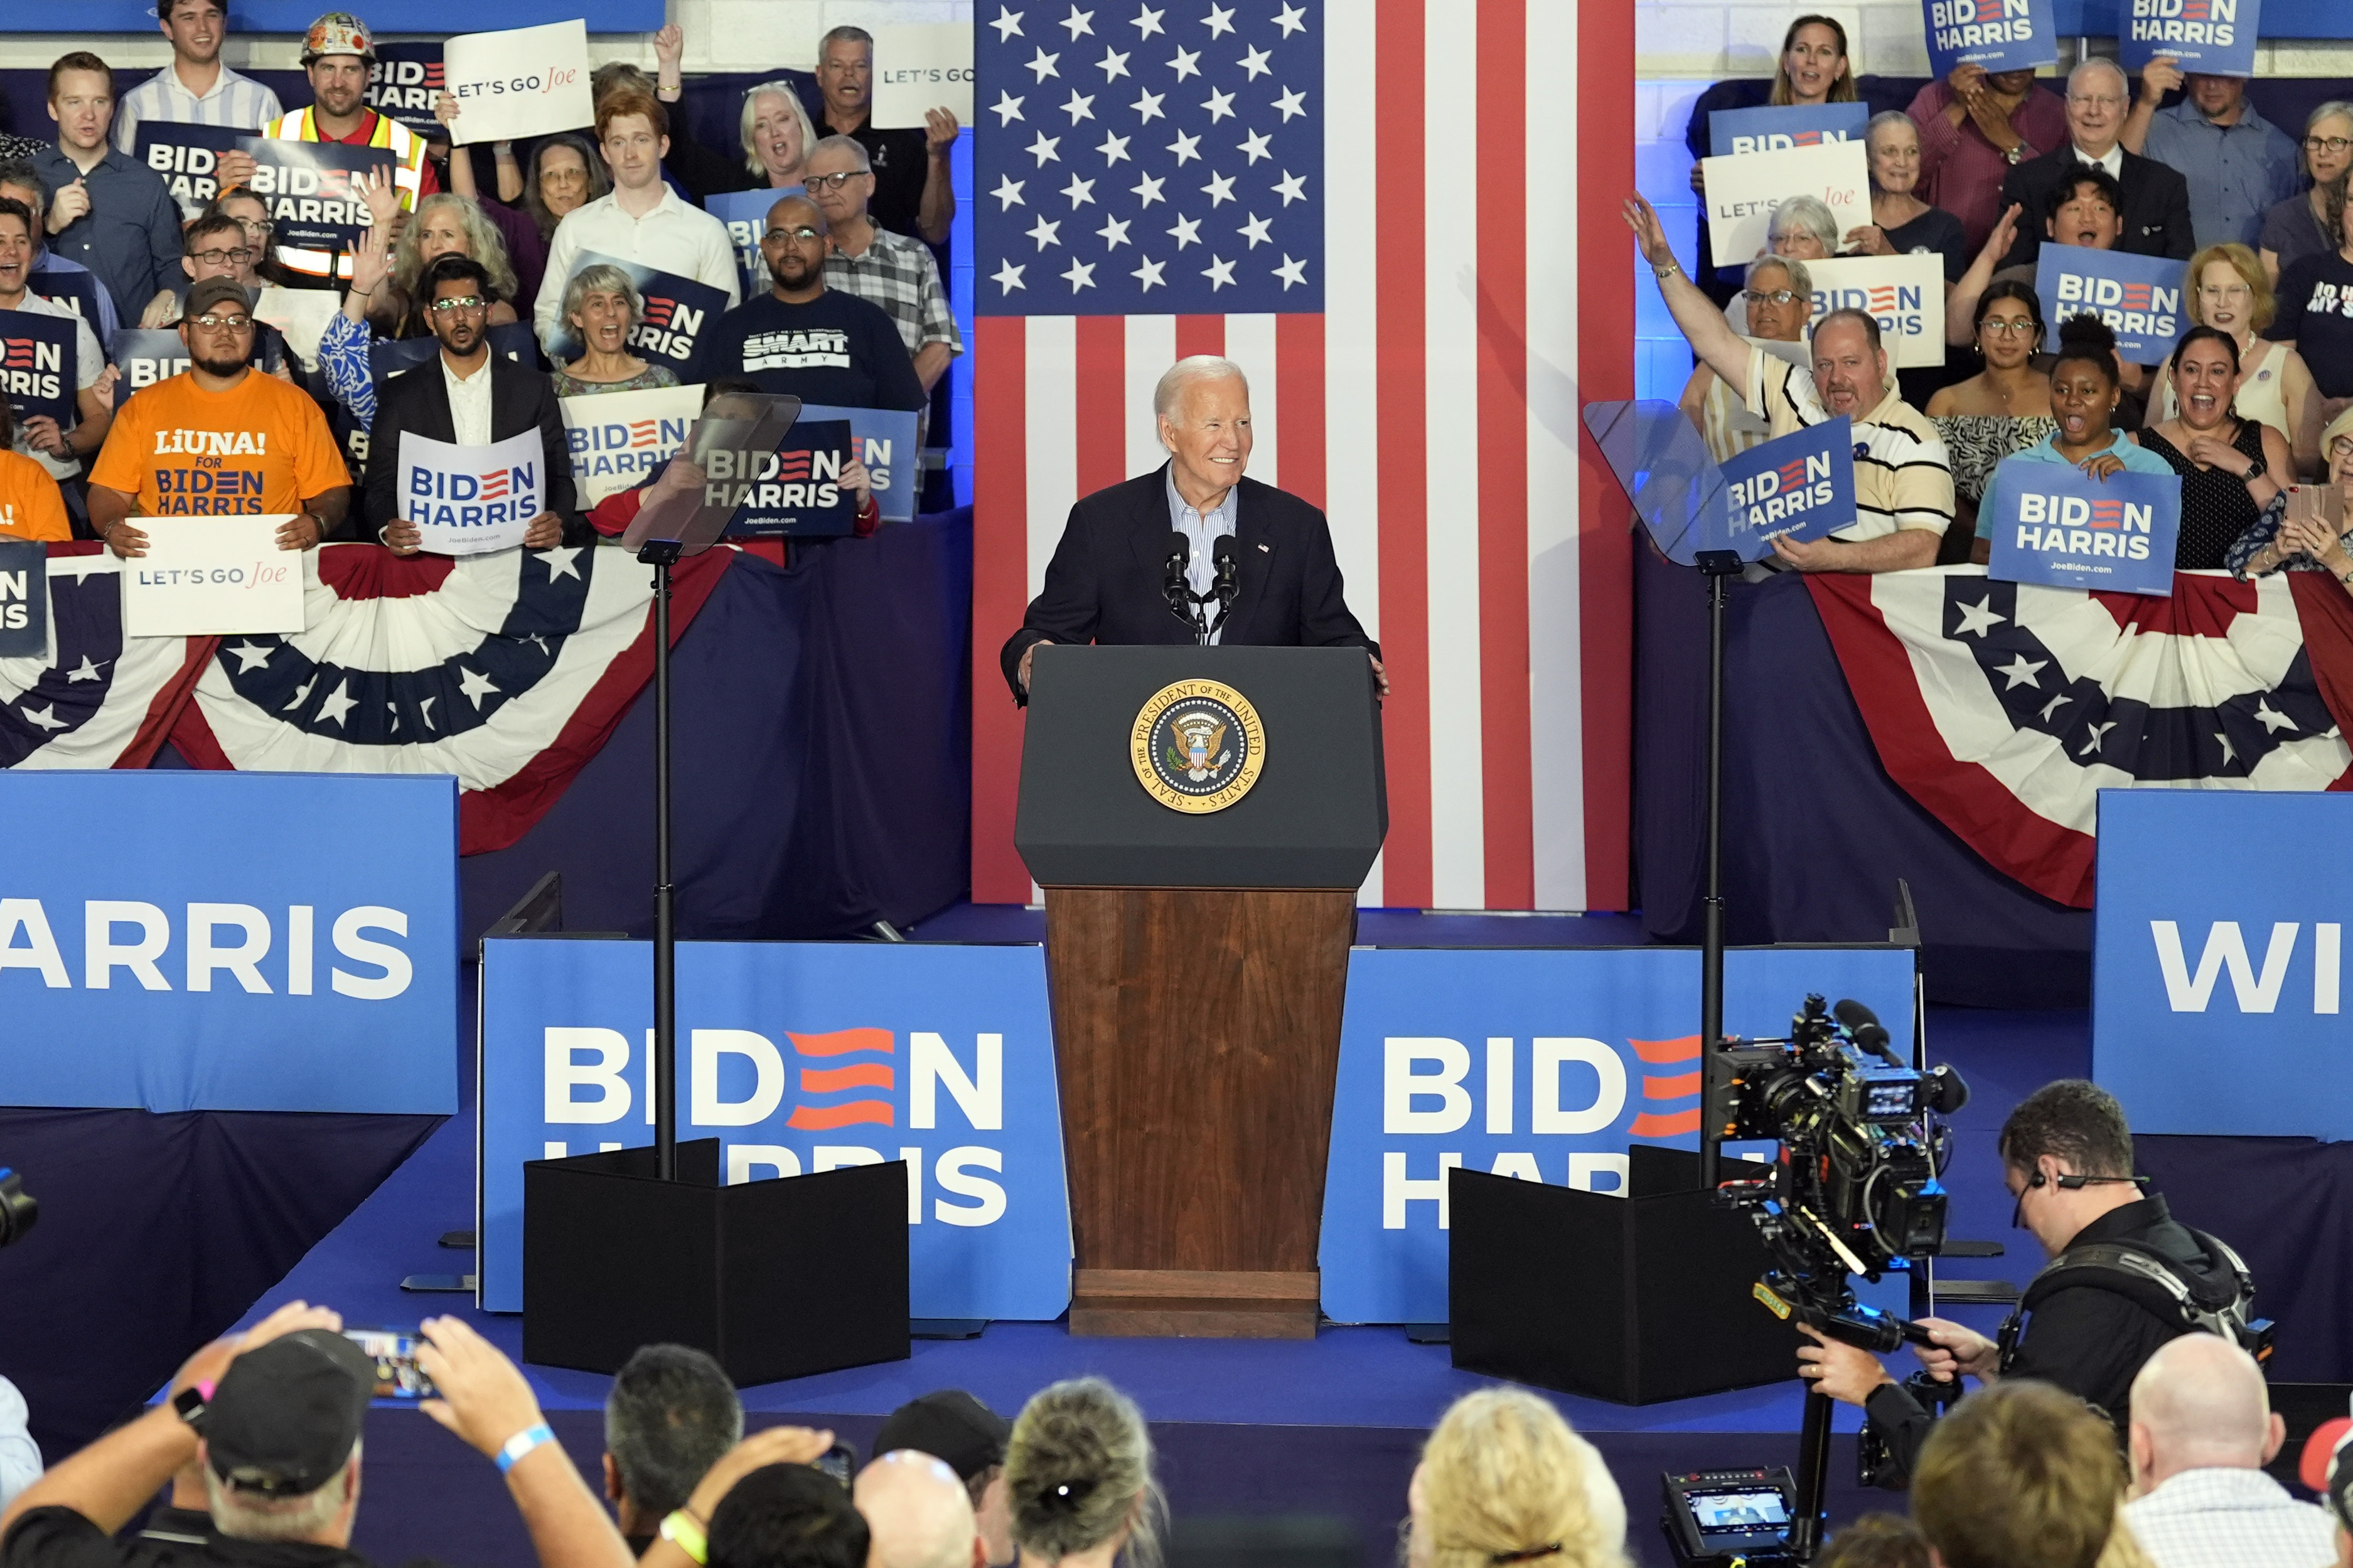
[259,106,429,280]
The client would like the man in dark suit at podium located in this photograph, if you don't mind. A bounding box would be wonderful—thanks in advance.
[999,356,1382,703]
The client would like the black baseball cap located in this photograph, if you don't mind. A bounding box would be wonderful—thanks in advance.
[181,276,254,324]
[203,1329,375,1496]
[872,1390,1009,1481]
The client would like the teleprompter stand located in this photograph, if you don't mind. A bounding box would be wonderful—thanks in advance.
[522,395,911,1384]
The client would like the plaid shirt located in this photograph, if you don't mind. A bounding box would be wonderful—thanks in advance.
[824,225,962,360]
[2122,1468,2339,1568]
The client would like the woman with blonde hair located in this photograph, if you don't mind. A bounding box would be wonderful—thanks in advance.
[378,193,521,338]
[1003,1379,1166,1568]
[2152,242,2322,470]
[1405,1390,1628,1568]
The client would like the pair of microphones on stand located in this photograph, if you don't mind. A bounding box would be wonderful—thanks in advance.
[1164,531,1240,646]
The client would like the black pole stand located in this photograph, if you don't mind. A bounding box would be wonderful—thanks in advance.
[1791,1387,1836,1561]
[1693,548,1742,1194]
[638,538,683,1180]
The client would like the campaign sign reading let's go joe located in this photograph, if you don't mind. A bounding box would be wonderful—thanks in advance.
[1702,141,1871,268]
[441,21,594,146]
[121,516,306,637]
[1924,0,2059,76]
[477,938,1073,1319]
[1707,102,1869,157]
[1988,464,2181,595]
[1717,417,1857,557]
[2121,0,2259,75]
[2035,245,2188,364]
[1804,254,1948,368]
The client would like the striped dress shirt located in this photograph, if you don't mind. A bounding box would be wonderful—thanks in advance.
[112,63,283,161]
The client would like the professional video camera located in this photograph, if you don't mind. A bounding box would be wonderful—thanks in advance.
[0,1166,38,1250]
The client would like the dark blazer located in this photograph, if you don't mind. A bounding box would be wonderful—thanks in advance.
[1997,147,2195,271]
[360,351,586,545]
[999,464,1377,703]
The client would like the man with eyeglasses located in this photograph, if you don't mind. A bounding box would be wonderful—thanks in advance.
[0,195,112,530]
[366,253,579,555]
[135,211,291,378]
[0,157,121,346]
[87,274,349,555]
[534,91,738,360]
[812,25,956,248]
[804,136,960,397]
[1996,56,2193,271]
[2118,59,2300,253]
[705,195,925,415]
[1793,1079,2259,1488]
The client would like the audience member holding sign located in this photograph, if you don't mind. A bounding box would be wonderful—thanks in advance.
[1627,191,1956,572]
[364,254,579,555]
[2121,58,2299,253]
[2137,326,2296,568]
[550,264,680,397]
[651,26,817,202]
[259,10,437,284]
[2229,405,2353,582]
[1907,61,2068,255]
[707,195,926,414]
[88,275,350,556]
[1685,15,1860,294]
[1970,317,2172,565]
[0,196,111,523]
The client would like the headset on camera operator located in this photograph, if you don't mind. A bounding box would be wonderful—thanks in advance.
[1796,1080,2266,1488]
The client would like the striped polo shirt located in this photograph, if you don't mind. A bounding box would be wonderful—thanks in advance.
[1742,345,1956,543]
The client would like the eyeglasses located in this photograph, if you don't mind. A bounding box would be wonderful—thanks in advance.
[190,312,252,331]
[764,225,824,243]
[803,170,867,192]
[2305,136,2353,156]
[428,294,486,314]
[190,247,254,265]
[1980,319,2039,336]
[1750,288,1804,306]
[2067,93,2125,109]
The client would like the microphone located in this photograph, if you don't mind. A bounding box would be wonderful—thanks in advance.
[1832,998,1902,1065]
[1209,535,1239,630]
[1163,530,1198,631]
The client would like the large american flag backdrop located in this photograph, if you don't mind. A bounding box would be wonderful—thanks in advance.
[970,0,1636,910]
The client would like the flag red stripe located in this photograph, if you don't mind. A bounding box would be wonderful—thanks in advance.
[1174,316,1224,360]
[115,634,221,770]
[1476,0,1533,908]
[972,316,1032,902]
[1577,0,1636,909]
[1276,313,1324,510]
[1075,316,1127,499]
[1374,0,1431,907]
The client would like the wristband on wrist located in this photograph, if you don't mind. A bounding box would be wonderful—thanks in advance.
[496,1422,556,1473]
[661,1510,709,1564]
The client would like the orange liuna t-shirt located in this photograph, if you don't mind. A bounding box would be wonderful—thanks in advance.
[0,448,72,541]
[88,370,348,517]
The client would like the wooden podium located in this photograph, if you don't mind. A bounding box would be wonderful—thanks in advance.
[1016,646,1386,1338]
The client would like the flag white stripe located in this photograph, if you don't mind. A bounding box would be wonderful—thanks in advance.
[1423,0,1486,911]
[1526,0,1586,909]
[1125,314,1176,481]
[1224,313,1279,491]
[1026,316,1079,600]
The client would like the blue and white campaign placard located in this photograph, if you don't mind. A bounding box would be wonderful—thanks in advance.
[120,516,306,637]
[237,138,395,255]
[1317,946,1917,1325]
[110,329,191,408]
[1707,102,1870,159]
[366,41,448,142]
[705,189,794,304]
[0,538,45,658]
[441,21,594,146]
[550,252,730,381]
[721,418,861,536]
[560,381,704,505]
[1988,464,2180,594]
[1702,141,1872,266]
[1804,254,1948,368]
[135,120,248,216]
[477,938,1071,1318]
[2034,245,2188,365]
[397,429,544,555]
[795,403,921,524]
[0,771,458,1116]
[2094,789,2353,1139]
[0,309,78,429]
[25,267,105,336]
[1925,0,2060,75]
[1718,417,1858,557]
[2121,0,2259,75]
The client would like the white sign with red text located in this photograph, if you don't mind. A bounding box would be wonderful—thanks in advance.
[1701,141,1871,270]
[121,516,306,637]
[441,21,594,146]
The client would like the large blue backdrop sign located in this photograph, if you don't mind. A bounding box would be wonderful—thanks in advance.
[0,772,458,1114]
[2095,790,2353,1139]
[477,939,1073,1318]
[1316,945,1918,1325]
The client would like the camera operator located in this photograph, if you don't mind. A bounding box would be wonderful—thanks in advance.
[1796,1080,2258,1486]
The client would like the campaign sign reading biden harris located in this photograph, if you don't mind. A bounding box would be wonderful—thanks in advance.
[1717,418,1857,558]
[1317,946,1916,1323]
[1924,0,2058,76]
[0,311,78,429]
[550,252,729,380]
[2035,245,2187,364]
[2121,0,2259,75]
[478,939,1072,1319]
[237,139,395,255]
[1705,102,1870,158]
[0,771,458,1115]
[1988,466,2181,595]
[397,429,544,555]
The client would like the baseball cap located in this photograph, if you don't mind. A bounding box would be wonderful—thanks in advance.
[203,1329,375,1497]
[182,277,254,323]
[301,11,375,63]
[872,1390,1009,1481]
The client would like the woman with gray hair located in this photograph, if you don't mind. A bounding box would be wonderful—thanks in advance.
[1844,112,1966,283]
[1767,196,1841,262]
[378,193,522,338]
[552,265,680,397]
[2259,102,2353,285]
[1002,1379,1165,1568]
[1685,255,1813,463]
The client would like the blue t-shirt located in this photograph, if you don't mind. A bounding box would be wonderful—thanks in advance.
[1975,432,2178,540]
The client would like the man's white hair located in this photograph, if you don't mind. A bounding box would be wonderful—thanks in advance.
[2069,56,2128,95]
[205,1442,359,1544]
[1152,355,1249,424]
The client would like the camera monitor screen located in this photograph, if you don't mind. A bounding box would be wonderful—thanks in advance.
[1690,1491,1789,1532]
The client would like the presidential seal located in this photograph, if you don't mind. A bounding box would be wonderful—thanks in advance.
[1130,679,1266,814]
